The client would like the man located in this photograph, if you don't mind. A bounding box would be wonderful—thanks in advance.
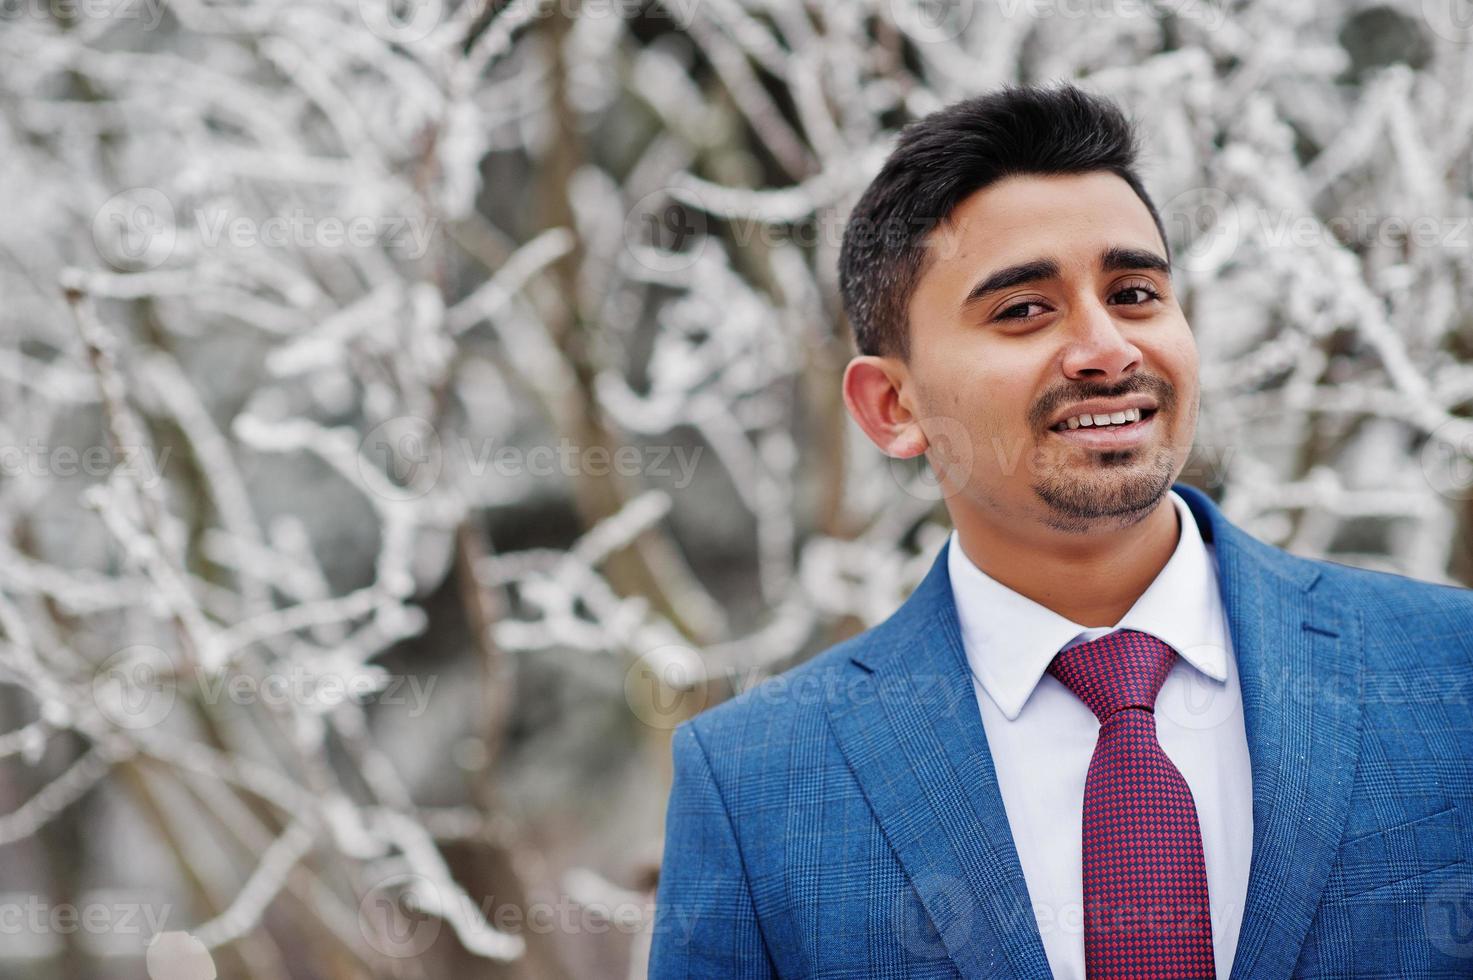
[647,84,1473,979]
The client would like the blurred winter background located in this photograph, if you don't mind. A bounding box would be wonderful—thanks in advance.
[2,0,1472,975]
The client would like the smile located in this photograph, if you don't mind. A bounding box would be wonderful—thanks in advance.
[1048,408,1158,449]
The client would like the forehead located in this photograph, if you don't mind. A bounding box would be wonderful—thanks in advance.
[917,171,1166,286]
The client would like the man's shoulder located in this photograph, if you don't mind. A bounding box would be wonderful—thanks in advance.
[1301,550,1473,610]
[680,628,874,751]
[1190,481,1473,621]
[1287,550,1473,665]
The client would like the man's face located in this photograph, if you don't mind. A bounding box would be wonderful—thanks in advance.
[893,171,1198,534]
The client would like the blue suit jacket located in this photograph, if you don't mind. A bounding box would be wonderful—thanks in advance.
[648,482,1473,978]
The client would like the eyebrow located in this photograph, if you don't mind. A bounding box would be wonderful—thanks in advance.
[959,245,1171,313]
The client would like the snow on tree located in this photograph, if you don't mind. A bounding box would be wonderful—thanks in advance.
[0,0,1470,976]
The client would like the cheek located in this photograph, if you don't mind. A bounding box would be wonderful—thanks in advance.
[940,365,1019,428]
[1170,341,1199,405]
[919,338,1038,433]
[1177,337,1200,376]
[1141,328,1195,396]
[1161,318,1199,370]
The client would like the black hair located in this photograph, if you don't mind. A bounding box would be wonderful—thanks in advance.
[837,83,1170,360]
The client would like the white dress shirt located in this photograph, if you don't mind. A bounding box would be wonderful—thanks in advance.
[946,489,1253,980]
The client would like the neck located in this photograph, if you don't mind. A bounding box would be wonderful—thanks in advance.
[952,492,1181,628]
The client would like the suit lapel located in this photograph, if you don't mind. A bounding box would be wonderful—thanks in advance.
[823,541,1053,979]
[823,484,1365,979]
[1174,484,1365,980]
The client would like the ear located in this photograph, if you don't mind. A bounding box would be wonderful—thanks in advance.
[842,355,928,459]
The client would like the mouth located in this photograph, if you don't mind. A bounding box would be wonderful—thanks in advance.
[1048,407,1159,450]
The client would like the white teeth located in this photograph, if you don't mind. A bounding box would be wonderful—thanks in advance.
[1056,407,1146,431]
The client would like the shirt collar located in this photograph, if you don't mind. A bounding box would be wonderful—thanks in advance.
[947,488,1229,721]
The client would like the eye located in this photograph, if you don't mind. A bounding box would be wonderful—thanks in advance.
[995,299,1051,320]
[1110,282,1162,306]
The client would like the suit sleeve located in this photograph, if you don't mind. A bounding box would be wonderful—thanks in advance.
[647,721,778,979]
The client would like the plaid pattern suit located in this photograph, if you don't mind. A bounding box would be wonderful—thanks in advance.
[648,482,1473,979]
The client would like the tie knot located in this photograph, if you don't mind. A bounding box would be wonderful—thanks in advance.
[1046,628,1177,722]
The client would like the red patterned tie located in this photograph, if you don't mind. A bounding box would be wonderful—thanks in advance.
[1047,628,1216,980]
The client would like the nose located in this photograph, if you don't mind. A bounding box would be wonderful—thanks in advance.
[1059,295,1143,382]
